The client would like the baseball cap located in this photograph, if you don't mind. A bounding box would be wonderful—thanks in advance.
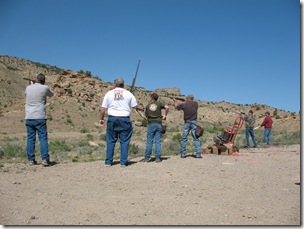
[114,78,124,86]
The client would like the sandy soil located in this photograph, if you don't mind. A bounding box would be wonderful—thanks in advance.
[0,144,301,226]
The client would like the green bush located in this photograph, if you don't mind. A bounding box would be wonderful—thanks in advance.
[49,139,71,154]
[0,142,25,158]
[86,134,93,141]
[77,146,93,155]
[162,140,180,153]
[80,127,89,133]
[0,137,25,158]
[99,133,106,141]
[129,143,140,155]
[66,117,73,125]
[172,133,182,142]
[67,88,73,95]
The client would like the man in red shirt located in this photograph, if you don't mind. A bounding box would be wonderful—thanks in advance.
[260,111,273,144]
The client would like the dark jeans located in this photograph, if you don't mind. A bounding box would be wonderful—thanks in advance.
[246,128,257,147]
[25,119,50,161]
[105,116,133,166]
[144,123,162,159]
[263,128,272,144]
[180,121,201,157]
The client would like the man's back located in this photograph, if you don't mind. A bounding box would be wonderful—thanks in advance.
[25,83,54,119]
[177,100,198,121]
[102,87,137,117]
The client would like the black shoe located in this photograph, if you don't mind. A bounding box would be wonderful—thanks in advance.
[28,160,37,166]
[155,157,162,163]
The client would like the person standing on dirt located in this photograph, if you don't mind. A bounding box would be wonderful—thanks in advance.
[141,93,169,163]
[99,78,138,167]
[25,73,54,166]
[238,110,258,148]
[260,111,273,145]
[173,94,201,158]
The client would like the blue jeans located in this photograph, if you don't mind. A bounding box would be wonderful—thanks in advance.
[180,121,201,157]
[105,116,133,166]
[144,123,162,159]
[264,128,272,144]
[246,128,257,147]
[25,119,50,161]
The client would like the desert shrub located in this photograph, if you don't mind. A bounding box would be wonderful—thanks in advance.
[77,146,93,155]
[86,133,93,141]
[67,88,72,95]
[172,133,182,142]
[76,140,90,147]
[66,117,73,125]
[80,127,89,133]
[49,139,71,154]
[85,71,92,77]
[162,140,180,153]
[0,136,25,158]
[71,156,79,162]
[129,143,140,155]
[99,133,106,141]
[204,125,223,134]
[168,126,179,132]
[271,130,300,145]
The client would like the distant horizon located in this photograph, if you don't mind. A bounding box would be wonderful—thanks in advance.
[1,54,299,114]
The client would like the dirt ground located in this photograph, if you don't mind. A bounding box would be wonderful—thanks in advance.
[0,144,301,226]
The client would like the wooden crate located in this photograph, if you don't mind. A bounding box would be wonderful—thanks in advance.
[212,143,233,155]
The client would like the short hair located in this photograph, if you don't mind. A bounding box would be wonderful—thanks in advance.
[249,110,253,114]
[36,73,45,84]
[114,78,124,87]
[150,92,159,101]
[265,111,270,115]
[186,94,194,100]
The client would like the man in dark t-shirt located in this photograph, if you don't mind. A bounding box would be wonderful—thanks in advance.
[142,93,169,162]
[174,94,201,158]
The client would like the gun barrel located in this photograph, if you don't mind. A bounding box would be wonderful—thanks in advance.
[23,78,36,84]
[174,97,185,101]
[159,95,185,101]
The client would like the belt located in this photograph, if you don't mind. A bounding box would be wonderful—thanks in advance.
[108,115,130,118]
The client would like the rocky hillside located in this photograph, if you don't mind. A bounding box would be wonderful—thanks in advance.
[0,55,300,147]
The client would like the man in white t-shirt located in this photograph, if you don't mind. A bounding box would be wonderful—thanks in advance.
[99,78,138,167]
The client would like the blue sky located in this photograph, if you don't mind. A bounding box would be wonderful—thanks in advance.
[0,0,300,113]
